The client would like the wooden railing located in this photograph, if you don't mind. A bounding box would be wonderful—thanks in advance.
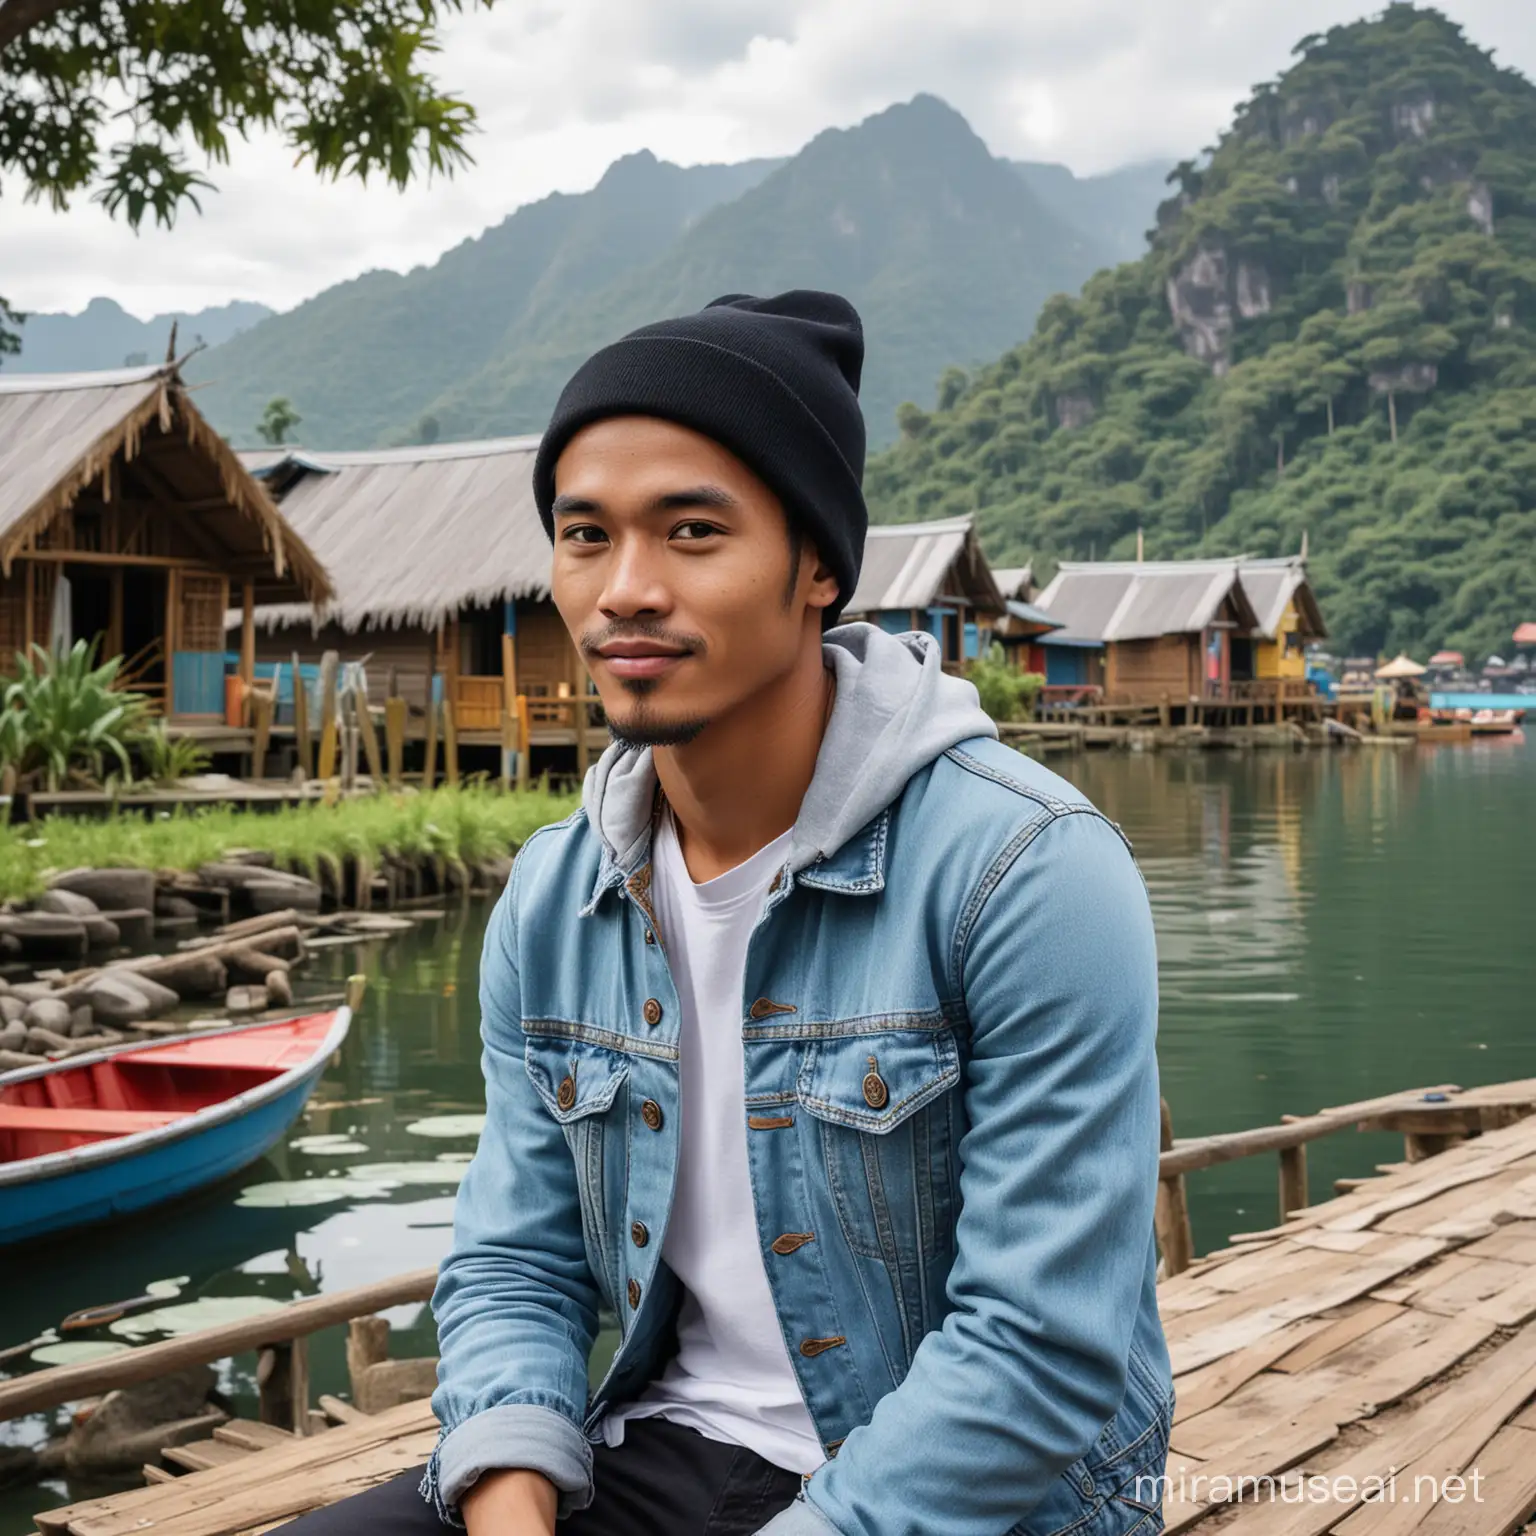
[451,675,505,732]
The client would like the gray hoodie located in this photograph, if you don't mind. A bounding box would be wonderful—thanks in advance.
[581,622,998,876]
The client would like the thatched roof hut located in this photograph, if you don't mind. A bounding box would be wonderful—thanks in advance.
[243,437,543,632]
[0,364,330,604]
[845,515,1004,619]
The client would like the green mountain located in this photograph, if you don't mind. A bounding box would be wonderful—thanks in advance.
[867,5,1536,661]
[1013,159,1174,263]
[12,297,272,371]
[411,95,1113,448]
[191,153,781,447]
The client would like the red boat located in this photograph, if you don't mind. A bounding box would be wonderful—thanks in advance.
[0,1008,353,1246]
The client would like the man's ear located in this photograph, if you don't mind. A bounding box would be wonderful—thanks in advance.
[806,558,840,614]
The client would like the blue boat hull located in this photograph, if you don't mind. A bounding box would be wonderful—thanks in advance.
[0,1066,323,1246]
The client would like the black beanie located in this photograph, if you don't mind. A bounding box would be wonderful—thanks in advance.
[533,290,868,626]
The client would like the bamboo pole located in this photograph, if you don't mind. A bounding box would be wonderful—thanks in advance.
[316,651,340,783]
[356,686,384,785]
[443,697,460,787]
[239,580,256,707]
[385,697,406,789]
[516,694,531,792]
[0,1269,436,1420]
[292,653,313,779]
[422,683,439,789]
[251,687,273,777]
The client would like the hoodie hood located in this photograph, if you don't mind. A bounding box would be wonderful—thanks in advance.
[581,622,997,878]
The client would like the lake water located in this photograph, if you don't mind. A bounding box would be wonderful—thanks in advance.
[4,736,1533,1528]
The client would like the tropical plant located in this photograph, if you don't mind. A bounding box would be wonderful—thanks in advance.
[256,396,302,446]
[966,644,1044,723]
[1,641,151,791]
[134,724,212,785]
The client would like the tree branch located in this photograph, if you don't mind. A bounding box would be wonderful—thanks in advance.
[0,0,80,54]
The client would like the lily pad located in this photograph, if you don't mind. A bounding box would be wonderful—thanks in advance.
[32,1340,133,1366]
[349,1161,469,1187]
[235,1177,393,1209]
[145,1275,190,1299]
[290,1134,370,1155]
[404,1115,485,1139]
[109,1295,287,1339]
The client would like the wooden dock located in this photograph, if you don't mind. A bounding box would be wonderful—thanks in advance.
[10,1084,1536,1536]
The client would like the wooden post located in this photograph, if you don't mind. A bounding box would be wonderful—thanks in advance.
[443,697,460,787]
[317,650,340,782]
[502,632,518,792]
[252,687,273,778]
[575,694,590,780]
[256,1335,309,1434]
[292,652,313,779]
[1278,1142,1309,1220]
[107,565,124,661]
[239,580,256,708]
[165,568,178,719]
[1154,1097,1195,1277]
[347,1315,390,1407]
[356,686,384,785]
[516,694,531,792]
[422,683,439,790]
[385,697,406,789]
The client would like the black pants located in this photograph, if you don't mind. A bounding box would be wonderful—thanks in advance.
[278,1417,803,1535]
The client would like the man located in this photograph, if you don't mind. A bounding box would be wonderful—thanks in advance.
[286,291,1171,1536]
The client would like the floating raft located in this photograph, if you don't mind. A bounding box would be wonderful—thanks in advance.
[24,1102,1536,1536]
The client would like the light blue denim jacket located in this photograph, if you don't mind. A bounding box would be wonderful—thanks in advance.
[425,624,1172,1536]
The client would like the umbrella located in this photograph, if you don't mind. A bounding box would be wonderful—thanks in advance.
[1513,622,1536,646]
[1428,650,1463,666]
[1375,653,1427,679]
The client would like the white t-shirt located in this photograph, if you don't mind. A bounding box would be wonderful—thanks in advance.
[601,804,824,1473]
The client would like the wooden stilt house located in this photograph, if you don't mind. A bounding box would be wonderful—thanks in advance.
[0,365,331,727]
[240,438,602,769]
[841,515,1006,669]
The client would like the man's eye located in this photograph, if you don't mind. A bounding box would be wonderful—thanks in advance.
[673,521,722,541]
[562,525,607,544]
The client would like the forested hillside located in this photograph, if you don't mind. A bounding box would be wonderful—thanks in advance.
[189,153,781,447]
[867,5,1536,659]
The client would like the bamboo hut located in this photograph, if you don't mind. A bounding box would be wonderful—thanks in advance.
[0,364,330,729]
[1236,555,1327,682]
[1032,559,1260,710]
[841,515,1005,669]
[239,438,600,760]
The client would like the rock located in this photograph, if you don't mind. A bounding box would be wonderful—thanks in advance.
[155,893,199,919]
[50,868,157,912]
[82,915,122,949]
[1,914,89,960]
[0,1019,26,1051]
[57,1367,225,1477]
[0,933,19,957]
[197,861,297,892]
[135,951,227,999]
[226,948,291,983]
[70,1006,94,1037]
[100,908,154,947]
[67,1030,125,1053]
[34,888,100,917]
[247,878,321,914]
[265,969,293,1007]
[23,997,73,1033]
[118,970,179,1013]
[25,1025,72,1054]
[79,973,155,1025]
[0,995,25,1025]
[0,1048,45,1071]
[9,981,56,1002]
[225,985,268,1014]
[155,914,200,935]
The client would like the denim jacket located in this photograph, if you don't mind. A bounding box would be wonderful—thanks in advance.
[425,625,1172,1536]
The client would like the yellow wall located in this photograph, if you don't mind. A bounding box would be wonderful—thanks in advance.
[1256,599,1307,679]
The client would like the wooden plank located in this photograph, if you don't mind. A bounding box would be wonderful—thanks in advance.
[384,697,406,790]
[1270,1300,1404,1374]
[1174,1318,1334,1423]
[1217,1319,1536,1536]
[355,692,384,785]
[1406,1423,1536,1536]
[1461,1221,1536,1262]
[162,1441,249,1472]
[1279,1143,1309,1222]
[213,1423,294,1452]
[1412,1257,1527,1317]
[316,1394,366,1425]
[0,1271,436,1419]
[442,697,459,787]
[422,690,438,789]
[251,688,273,777]
[1467,1265,1536,1327]
[141,1465,177,1486]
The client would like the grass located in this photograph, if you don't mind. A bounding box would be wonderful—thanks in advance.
[0,786,581,901]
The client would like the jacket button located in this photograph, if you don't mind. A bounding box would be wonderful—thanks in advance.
[642,998,663,1026]
[1080,1473,1096,1497]
[862,1071,888,1110]
[631,1220,649,1247]
[556,1075,576,1111]
[641,1099,664,1131]
[644,929,656,945]
[628,1278,642,1309]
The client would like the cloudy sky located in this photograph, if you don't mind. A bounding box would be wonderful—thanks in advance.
[6,0,1534,319]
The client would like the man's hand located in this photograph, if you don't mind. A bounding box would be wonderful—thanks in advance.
[461,1468,560,1535]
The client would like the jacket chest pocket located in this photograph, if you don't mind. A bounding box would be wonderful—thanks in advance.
[525,1035,630,1310]
[795,1023,961,1268]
